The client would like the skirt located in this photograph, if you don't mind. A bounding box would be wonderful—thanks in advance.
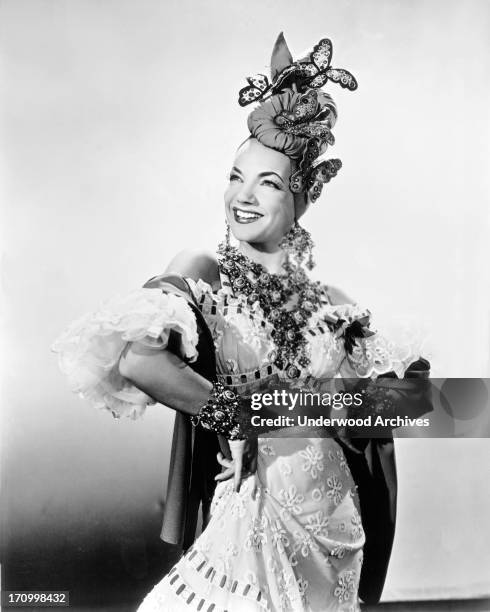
[138,437,365,611]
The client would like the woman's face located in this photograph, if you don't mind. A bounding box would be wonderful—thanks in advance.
[224,138,295,250]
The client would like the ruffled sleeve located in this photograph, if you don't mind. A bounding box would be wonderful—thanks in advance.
[51,287,199,419]
[323,303,424,378]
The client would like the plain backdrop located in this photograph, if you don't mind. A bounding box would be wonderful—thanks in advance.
[1,0,489,604]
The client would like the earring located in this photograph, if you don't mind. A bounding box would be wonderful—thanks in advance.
[225,219,231,247]
[279,220,315,271]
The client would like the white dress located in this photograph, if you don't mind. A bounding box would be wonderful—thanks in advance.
[52,272,419,612]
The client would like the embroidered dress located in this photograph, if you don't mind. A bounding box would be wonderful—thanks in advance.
[135,276,417,612]
[52,272,420,612]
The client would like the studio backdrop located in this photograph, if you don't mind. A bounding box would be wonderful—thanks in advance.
[1,0,489,606]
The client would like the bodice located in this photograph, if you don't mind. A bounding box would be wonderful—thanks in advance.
[185,273,370,396]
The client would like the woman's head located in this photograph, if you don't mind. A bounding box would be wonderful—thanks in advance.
[231,34,357,241]
[224,137,297,250]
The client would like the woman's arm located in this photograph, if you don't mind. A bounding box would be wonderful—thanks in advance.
[118,341,212,416]
[118,248,220,415]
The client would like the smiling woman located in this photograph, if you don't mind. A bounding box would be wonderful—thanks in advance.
[52,32,432,611]
[225,139,295,255]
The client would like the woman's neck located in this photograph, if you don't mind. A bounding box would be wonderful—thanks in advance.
[237,240,286,275]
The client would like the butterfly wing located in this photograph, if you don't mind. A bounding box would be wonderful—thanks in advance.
[311,38,333,71]
[238,73,270,107]
[307,72,329,89]
[307,158,342,203]
[247,74,269,90]
[325,68,358,91]
[310,158,342,184]
[301,39,334,89]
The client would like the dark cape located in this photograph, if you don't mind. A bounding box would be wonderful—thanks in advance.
[144,273,432,605]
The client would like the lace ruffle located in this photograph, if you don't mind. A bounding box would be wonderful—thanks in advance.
[323,304,423,378]
[51,288,199,419]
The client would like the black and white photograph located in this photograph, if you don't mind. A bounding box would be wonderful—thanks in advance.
[1,1,489,611]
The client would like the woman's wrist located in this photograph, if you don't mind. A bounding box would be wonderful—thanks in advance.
[191,380,249,440]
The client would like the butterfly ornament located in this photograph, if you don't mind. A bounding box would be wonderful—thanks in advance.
[238,33,358,107]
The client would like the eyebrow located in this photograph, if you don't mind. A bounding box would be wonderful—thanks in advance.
[231,166,285,184]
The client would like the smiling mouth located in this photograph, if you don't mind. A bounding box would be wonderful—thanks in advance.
[233,207,264,224]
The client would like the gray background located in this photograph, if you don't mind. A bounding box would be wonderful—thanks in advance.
[1,0,489,607]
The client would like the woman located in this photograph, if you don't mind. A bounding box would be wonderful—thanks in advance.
[53,34,430,611]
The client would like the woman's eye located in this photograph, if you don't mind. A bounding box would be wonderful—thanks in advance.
[229,173,242,182]
[262,179,281,190]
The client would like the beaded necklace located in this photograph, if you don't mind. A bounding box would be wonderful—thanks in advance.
[217,242,325,379]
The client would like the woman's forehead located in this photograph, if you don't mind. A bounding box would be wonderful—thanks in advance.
[234,138,291,176]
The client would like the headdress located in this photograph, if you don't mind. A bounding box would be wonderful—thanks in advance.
[238,33,357,215]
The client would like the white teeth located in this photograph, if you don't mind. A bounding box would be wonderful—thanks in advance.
[236,209,262,219]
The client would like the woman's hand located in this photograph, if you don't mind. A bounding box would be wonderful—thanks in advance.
[215,438,258,492]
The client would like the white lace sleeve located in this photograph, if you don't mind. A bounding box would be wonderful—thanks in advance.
[51,288,199,419]
[327,304,422,379]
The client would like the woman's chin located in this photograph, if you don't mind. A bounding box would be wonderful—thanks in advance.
[229,223,266,244]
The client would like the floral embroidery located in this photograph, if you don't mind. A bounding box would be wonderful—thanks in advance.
[336,449,349,473]
[299,444,325,479]
[334,570,356,603]
[327,475,343,505]
[225,358,238,373]
[293,530,320,557]
[245,517,268,551]
[330,544,346,559]
[270,519,290,553]
[279,485,305,521]
[297,575,309,606]
[288,550,299,567]
[195,534,211,554]
[311,483,326,502]
[278,569,296,610]
[297,575,309,594]
[229,493,247,519]
[260,444,276,456]
[279,458,293,477]
[305,511,329,536]
[351,512,363,540]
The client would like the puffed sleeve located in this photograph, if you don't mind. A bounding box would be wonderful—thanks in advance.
[51,280,199,420]
[323,302,432,429]
[323,303,424,379]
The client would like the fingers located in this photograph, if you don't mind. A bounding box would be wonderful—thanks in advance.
[215,467,254,482]
[215,440,254,489]
[215,466,235,481]
[217,452,233,468]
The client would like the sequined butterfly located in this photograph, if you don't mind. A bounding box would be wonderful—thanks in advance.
[299,38,358,91]
[238,74,271,107]
[307,159,343,202]
[274,90,335,142]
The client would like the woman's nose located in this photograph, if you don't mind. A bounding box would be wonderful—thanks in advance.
[236,183,258,205]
